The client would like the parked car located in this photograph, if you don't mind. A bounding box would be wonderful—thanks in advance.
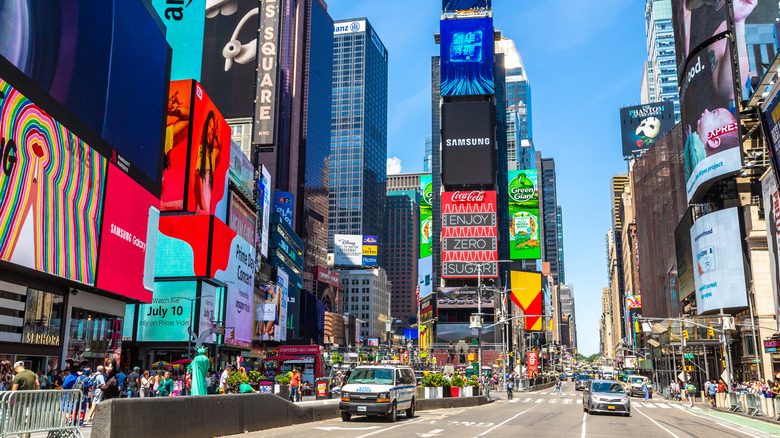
[628,375,652,398]
[583,379,630,416]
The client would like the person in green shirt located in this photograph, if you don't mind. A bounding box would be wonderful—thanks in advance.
[157,371,174,397]
[238,382,255,393]
[12,361,39,391]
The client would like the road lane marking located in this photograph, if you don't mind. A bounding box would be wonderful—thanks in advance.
[549,398,558,403]
[576,399,582,404]
[679,408,764,438]
[644,403,656,408]
[355,418,429,438]
[563,399,572,404]
[475,404,538,437]
[535,398,544,403]
[634,407,681,438]
[315,426,381,431]
[656,403,671,409]
[417,429,443,437]
[581,412,587,438]
[523,398,532,403]
[509,399,518,403]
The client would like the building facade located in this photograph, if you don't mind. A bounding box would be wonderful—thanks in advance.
[540,156,563,286]
[642,0,679,119]
[338,268,392,342]
[329,18,389,252]
[382,190,420,327]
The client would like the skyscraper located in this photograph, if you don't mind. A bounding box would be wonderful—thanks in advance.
[556,205,565,285]
[382,190,420,327]
[642,0,679,119]
[539,156,563,285]
[496,38,532,171]
[329,18,389,252]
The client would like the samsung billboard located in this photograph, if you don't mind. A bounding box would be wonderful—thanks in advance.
[619,101,676,157]
[440,17,495,96]
[441,191,498,278]
[441,101,496,187]
[689,208,748,314]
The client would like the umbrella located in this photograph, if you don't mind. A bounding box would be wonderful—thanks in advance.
[151,361,169,368]
[171,359,192,365]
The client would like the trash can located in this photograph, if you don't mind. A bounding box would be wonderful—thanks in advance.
[316,378,330,400]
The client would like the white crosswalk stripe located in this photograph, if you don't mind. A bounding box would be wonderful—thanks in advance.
[576,400,582,404]
[643,402,656,408]
[656,403,671,409]
[563,399,572,404]
[549,398,558,403]
[670,404,686,410]
[535,398,544,403]
[509,399,519,403]
[523,398,532,403]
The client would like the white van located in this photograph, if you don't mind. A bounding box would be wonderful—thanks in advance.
[339,364,417,422]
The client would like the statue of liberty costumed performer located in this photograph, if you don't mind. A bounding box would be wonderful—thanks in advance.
[187,327,214,396]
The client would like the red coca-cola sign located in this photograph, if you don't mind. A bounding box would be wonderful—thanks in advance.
[450,191,486,203]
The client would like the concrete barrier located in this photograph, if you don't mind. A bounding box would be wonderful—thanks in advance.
[530,382,555,392]
[92,393,490,438]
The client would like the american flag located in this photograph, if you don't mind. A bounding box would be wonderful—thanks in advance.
[416,284,420,304]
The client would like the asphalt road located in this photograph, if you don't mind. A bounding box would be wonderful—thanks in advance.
[242,382,780,438]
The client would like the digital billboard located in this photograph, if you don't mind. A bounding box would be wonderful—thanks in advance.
[161,80,194,210]
[509,271,543,331]
[229,140,254,194]
[762,88,780,185]
[254,0,282,146]
[440,17,495,96]
[420,294,437,324]
[136,281,197,342]
[689,208,748,314]
[680,38,741,202]
[258,166,272,258]
[151,0,206,81]
[441,191,498,278]
[441,101,496,186]
[96,165,161,303]
[420,174,433,258]
[155,215,212,278]
[277,268,289,342]
[619,101,676,156]
[418,256,433,298]
[201,0,260,119]
[437,286,495,310]
[442,1,492,11]
[228,191,256,246]
[0,0,170,191]
[274,191,295,228]
[436,323,495,343]
[0,76,106,285]
[762,174,780,321]
[199,282,219,344]
[671,0,728,78]
[508,170,541,260]
[212,219,255,349]
[333,235,379,266]
[675,208,695,302]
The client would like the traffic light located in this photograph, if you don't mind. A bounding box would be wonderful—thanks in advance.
[707,326,715,338]
[230,329,235,340]
[634,320,640,334]
[682,329,689,340]
[509,351,515,358]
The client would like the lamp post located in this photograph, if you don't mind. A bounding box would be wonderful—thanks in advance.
[170,296,203,360]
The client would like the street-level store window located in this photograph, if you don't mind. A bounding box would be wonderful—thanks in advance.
[22,289,64,346]
[67,308,123,369]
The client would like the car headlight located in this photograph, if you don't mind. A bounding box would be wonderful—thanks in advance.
[377,392,390,403]
[593,396,608,402]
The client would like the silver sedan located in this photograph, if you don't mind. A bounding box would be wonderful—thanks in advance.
[583,379,630,416]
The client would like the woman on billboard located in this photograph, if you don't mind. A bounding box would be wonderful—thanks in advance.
[193,110,223,213]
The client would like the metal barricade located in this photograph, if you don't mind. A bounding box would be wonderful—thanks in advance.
[745,394,762,416]
[774,397,780,421]
[728,392,742,413]
[662,387,671,400]
[0,390,84,438]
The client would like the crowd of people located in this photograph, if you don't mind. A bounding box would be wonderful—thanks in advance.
[667,378,780,408]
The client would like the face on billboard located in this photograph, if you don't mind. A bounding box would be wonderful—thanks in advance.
[137,281,197,342]
[508,170,541,260]
[680,38,741,202]
[0,77,106,285]
[97,165,161,303]
[441,191,498,278]
[619,101,676,156]
[187,82,230,218]
[201,0,260,119]
[211,219,255,348]
[161,80,194,210]
[689,207,748,314]
[441,101,496,186]
[440,17,495,96]
[0,0,169,191]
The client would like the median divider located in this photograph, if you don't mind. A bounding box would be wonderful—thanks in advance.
[92,393,491,438]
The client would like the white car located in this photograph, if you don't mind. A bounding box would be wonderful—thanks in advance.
[339,365,417,422]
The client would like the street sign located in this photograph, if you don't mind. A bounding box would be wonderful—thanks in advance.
[721,369,730,386]
[678,371,689,382]
[684,353,694,359]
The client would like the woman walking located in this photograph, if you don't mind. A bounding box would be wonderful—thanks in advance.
[157,371,174,397]
[140,371,153,398]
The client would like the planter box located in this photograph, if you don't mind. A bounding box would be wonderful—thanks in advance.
[275,384,290,400]
[450,386,461,398]
[424,387,443,399]
[461,386,474,397]
[416,387,425,400]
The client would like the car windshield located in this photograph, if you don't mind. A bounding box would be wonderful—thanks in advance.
[592,382,625,393]
[630,377,644,384]
[347,368,394,385]
[577,375,591,381]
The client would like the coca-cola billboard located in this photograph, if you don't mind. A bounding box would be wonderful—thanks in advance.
[441,191,498,278]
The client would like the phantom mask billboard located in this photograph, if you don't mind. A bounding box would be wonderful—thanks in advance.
[440,17,495,96]
[619,101,676,156]
[508,170,541,260]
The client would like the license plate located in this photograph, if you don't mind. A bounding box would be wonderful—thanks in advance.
[358,406,367,412]
[607,406,616,410]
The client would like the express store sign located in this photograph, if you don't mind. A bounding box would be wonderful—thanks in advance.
[441,191,497,278]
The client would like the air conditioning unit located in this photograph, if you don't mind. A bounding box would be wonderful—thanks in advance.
[469,315,482,329]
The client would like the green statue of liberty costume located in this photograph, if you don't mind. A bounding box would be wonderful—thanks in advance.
[187,346,210,396]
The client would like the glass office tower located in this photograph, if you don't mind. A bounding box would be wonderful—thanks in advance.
[643,0,679,119]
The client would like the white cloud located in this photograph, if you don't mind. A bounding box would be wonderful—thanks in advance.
[387,157,402,175]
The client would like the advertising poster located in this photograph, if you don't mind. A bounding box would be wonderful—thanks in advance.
[442,1,492,11]
[0,77,106,285]
[420,175,433,257]
[362,236,378,266]
[689,208,748,314]
[626,295,642,310]
[527,351,538,377]
[274,191,295,228]
[211,219,255,349]
[259,166,272,258]
[762,89,780,184]
[229,140,254,194]
[436,323,495,343]
[334,235,364,266]
[199,282,219,344]
[675,208,696,302]
[680,39,741,202]
[420,294,436,324]
[155,215,212,278]
[440,17,495,96]
[136,281,197,342]
[0,0,169,190]
[151,0,206,81]
[419,323,431,358]
[735,2,780,99]
[508,169,541,260]
[619,101,676,156]
[441,101,496,186]
[509,271,543,331]
[762,175,780,320]
[441,191,498,278]
[161,80,194,210]
[437,286,494,310]
[228,191,256,245]
[418,257,433,298]
[187,82,230,219]
[97,165,161,303]
[671,0,728,77]
[201,0,260,119]
[278,269,289,342]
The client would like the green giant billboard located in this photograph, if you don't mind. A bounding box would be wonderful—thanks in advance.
[508,170,541,260]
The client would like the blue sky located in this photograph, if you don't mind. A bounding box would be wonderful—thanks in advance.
[327,0,648,356]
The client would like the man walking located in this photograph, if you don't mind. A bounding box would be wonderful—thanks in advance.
[126,367,140,398]
[219,365,232,394]
[552,376,562,395]
[686,381,697,408]
[707,380,718,408]
[12,361,39,438]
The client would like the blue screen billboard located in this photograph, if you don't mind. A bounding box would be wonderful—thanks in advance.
[151,0,206,81]
[274,191,294,228]
[442,1,491,11]
[440,17,495,96]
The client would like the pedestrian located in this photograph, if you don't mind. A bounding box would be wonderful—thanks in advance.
[718,379,727,394]
[290,367,302,403]
[36,370,48,389]
[62,362,91,426]
[0,360,14,391]
[51,369,64,390]
[86,365,106,422]
[206,371,215,394]
[686,381,697,408]
[772,380,780,398]
[219,365,232,394]
[116,367,126,395]
[157,371,174,397]
[140,371,153,398]
[126,367,140,398]
[707,380,717,407]
[11,361,38,391]
[642,380,649,403]
[506,377,514,400]
[101,361,121,401]
[552,376,562,395]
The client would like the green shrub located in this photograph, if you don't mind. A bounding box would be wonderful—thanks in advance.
[421,372,449,388]
[450,375,467,387]
[275,372,292,385]
[227,371,248,387]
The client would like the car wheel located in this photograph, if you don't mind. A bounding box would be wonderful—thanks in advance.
[406,398,415,418]
[341,412,351,422]
[386,401,397,423]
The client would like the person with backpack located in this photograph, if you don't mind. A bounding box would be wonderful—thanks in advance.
[707,380,718,407]
[506,377,514,400]
[62,362,92,426]
[686,381,697,407]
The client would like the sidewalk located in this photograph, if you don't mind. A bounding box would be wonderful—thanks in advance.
[665,396,780,436]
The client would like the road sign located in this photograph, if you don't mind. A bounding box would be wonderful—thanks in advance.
[684,353,694,359]
[678,371,689,382]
